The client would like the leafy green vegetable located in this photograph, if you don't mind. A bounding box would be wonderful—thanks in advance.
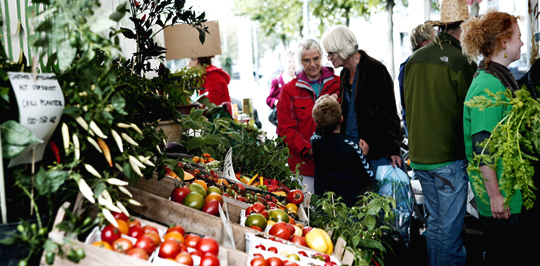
[465,87,539,210]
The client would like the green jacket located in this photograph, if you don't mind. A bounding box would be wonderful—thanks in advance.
[404,32,477,165]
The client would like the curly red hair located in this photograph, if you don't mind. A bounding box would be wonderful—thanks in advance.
[461,10,520,64]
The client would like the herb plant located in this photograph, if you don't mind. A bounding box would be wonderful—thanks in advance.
[309,192,396,266]
[465,87,539,210]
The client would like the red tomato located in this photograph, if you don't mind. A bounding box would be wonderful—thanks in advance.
[324,262,337,266]
[185,234,201,249]
[134,235,156,255]
[253,253,265,260]
[171,186,191,203]
[200,253,220,266]
[175,252,194,266]
[269,222,292,240]
[166,224,186,237]
[267,247,278,254]
[290,235,307,247]
[129,218,141,228]
[302,226,313,237]
[285,223,295,235]
[267,257,284,266]
[202,200,220,216]
[112,237,133,253]
[126,247,149,260]
[113,211,129,221]
[101,224,121,244]
[252,202,266,213]
[128,225,144,239]
[142,225,159,235]
[286,190,304,205]
[245,206,254,216]
[143,231,162,246]
[250,257,268,266]
[195,236,219,256]
[284,262,299,266]
[250,226,263,232]
[159,239,182,259]
[255,244,266,250]
[260,210,269,219]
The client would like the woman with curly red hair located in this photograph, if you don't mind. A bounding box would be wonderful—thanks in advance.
[461,11,524,265]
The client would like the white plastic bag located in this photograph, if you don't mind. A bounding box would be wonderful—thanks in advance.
[375,165,414,243]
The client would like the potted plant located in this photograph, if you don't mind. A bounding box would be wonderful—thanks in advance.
[0,0,208,265]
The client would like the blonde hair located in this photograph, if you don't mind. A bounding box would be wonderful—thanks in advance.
[461,10,520,64]
[321,25,358,60]
[410,23,436,51]
[312,94,341,133]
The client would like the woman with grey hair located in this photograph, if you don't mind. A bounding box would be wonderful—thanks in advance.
[322,25,402,175]
[277,38,340,193]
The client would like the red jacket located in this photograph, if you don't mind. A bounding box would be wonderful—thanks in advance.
[277,67,340,176]
[200,65,231,108]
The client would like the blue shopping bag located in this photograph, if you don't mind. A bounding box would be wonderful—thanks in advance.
[376,165,414,243]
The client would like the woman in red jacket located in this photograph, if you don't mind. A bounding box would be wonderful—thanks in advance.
[277,38,340,193]
[189,56,232,114]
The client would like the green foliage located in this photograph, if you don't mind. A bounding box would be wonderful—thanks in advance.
[120,0,208,75]
[310,192,396,266]
[1,0,208,265]
[465,88,539,210]
[179,107,300,189]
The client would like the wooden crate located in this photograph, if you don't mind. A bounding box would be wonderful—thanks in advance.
[133,173,249,224]
[133,173,308,225]
[127,186,260,252]
[43,201,248,265]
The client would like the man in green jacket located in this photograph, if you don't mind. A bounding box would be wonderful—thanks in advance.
[403,1,477,265]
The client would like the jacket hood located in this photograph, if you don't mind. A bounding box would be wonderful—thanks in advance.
[297,66,335,84]
[206,65,231,84]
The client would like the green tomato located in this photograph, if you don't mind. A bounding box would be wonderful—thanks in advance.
[184,192,205,210]
[244,213,267,231]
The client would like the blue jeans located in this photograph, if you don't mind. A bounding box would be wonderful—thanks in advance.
[414,159,468,266]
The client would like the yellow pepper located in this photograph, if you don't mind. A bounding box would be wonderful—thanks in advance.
[272,191,287,197]
[305,228,334,255]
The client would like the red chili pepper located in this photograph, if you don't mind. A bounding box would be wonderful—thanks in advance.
[50,141,61,164]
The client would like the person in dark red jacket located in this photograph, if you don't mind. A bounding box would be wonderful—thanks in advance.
[277,38,340,193]
[266,50,296,135]
[189,56,232,114]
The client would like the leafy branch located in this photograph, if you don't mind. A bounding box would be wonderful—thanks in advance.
[466,88,539,210]
[310,192,395,266]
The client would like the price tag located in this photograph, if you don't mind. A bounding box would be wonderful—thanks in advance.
[8,72,64,167]
[222,148,236,181]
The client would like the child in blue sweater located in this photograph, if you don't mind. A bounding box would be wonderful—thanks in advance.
[311,94,374,207]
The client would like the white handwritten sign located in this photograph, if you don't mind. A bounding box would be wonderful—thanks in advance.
[8,72,64,167]
[223,148,236,181]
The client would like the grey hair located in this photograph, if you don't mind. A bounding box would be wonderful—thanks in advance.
[297,38,323,71]
[321,25,358,60]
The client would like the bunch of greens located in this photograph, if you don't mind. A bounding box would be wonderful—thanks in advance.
[179,107,300,189]
[466,88,539,210]
[309,192,396,266]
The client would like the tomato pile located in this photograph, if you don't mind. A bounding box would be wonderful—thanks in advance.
[90,212,221,265]
[170,179,224,216]
[247,235,340,266]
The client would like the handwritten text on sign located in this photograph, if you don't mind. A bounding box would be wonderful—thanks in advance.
[8,72,64,167]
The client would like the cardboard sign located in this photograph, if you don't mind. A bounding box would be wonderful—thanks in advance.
[8,72,64,167]
[164,20,222,60]
[222,148,236,181]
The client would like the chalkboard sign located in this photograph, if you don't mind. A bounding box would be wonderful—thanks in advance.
[8,72,64,167]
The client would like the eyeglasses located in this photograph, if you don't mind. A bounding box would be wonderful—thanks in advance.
[327,52,336,59]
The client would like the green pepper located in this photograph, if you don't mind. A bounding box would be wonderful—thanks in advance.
[45,251,55,265]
